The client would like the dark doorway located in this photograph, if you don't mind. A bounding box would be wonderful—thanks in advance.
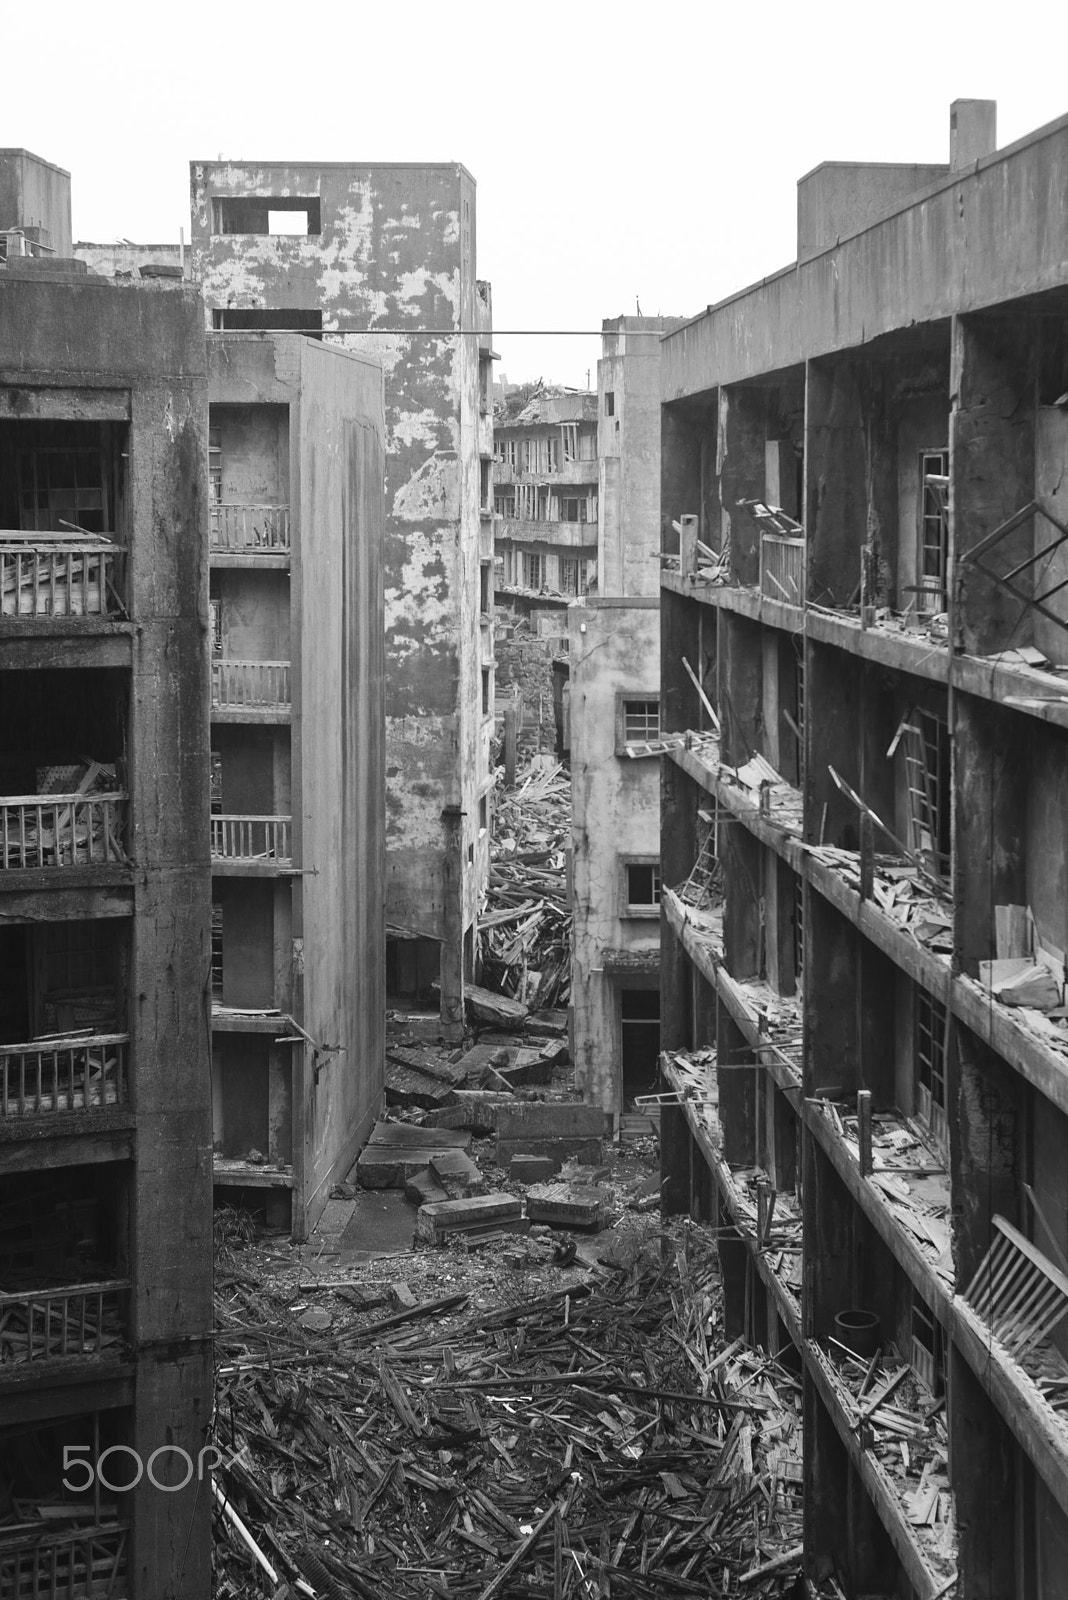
[620,988,660,1109]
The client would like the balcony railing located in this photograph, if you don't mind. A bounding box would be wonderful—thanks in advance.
[0,1521,129,1600]
[760,534,805,605]
[0,1280,129,1364]
[210,814,292,867]
[211,659,291,710]
[0,1034,129,1118]
[210,504,290,555]
[0,794,127,871]
[964,1216,1068,1369]
[1,537,123,619]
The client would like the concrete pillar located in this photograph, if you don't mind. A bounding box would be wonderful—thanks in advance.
[719,385,767,588]
[805,357,867,609]
[949,1344,1018,1598]
[953,693,1027,974]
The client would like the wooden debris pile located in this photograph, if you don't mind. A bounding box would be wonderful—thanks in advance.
[805,847,954,956]
[212,1226,819,1598]
[479,762,572,1012]
[820,1345,956,1586]
[0,526,123,618]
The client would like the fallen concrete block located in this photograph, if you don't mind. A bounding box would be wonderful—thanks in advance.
[357,1121,474,1189]
[384,1057,453,1109]
[524,1008,569,1037]
[495,1136,604,1170]
[526,1183,608,1231]
[509,1154,555,1183]
[404,1168,450,1206]
[465,983,528,1029]
[423,1091,515,1133]
[416,1192,523,1243]
[429,1148,486,1198]
[494,1101,607,1142]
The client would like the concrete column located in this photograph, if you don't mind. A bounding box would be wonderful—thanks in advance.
[951,313,1037,656]
[949,1344,1018,1598]
[805,357,868,609]
[953,694,1027,974]
[719,386,767,588]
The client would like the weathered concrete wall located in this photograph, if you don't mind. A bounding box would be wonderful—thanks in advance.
[0,274,213,1595]
[76,241,183,278]
[0,149,72,254]
[797,162,948,261]
[598,318,683,596]
[570,599,660,1114]
[191,162,487,1027]
[294,337,386,1224]
[662,113,1068,401]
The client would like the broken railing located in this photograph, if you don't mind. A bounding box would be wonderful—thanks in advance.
[0,794,127,870]
[0,533,125,618]
[0,1034,128,1118]
[210,504,290,555]
[760,533,805,606]
[963,1216,1068,1368]
[0,1521,130,1600]
[211,659,291,710]
[210,814,292,866]
[0,1280,129,1364]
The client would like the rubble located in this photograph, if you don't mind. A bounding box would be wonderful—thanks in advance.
[212,1209,822,1599]
[479,761,571,1012]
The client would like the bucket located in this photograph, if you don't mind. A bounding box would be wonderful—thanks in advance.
[834,1309,881,1360]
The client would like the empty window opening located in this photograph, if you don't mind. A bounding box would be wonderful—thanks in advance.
[559,496,589,524]
[625,861,661,913]
[479,562,491,615]
[604,391,615,417]
[480,459,492,512]
[902,708,951,880]
[208,424,222,504]
[546,435,560,473]
[522,552,544,590]
[479,794,488,837]
[915,988,949,1148]
[479,356,491,415]
[211,308,323,338]
[494,487,515,518]
[210,751,223,815]
[481,666,492,717]
[386,937,440,1007]
[918,449,950,613]
[560,558,589,597]
[212,197,321,236]
[911,1290,944,1393]
[497,438,518,471]
[623,698,660,744]
[562,423,578,464]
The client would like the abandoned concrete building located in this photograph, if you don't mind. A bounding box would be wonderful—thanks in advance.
[206,332,386,1238]
[658,100,1068,1594]
[569,319,683,1120]
[494,387,599,599]
[0,154,213,1594]
[189,162,494,1038]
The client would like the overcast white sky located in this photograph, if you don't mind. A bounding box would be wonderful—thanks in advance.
[4,1,1066,388]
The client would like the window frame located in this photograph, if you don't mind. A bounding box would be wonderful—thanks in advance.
[616,695,660,753]
[620,856,662,918]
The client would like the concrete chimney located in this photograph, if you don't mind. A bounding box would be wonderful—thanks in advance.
[950,100,997,169]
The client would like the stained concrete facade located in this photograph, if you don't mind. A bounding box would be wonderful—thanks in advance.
[659,101,1068,1596]
[207,333,385,1239]
[598,316,684,596]
[0,256,212,1595]
[494,389,599,599]
[190,163,493,1035]
[569,599,660,1119]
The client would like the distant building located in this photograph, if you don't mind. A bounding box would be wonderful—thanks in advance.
[658,100,1068,1595]
[0,154,213,1595]
[189,162,494,1037]
[207,332,386,1239]
[494,388,599,601]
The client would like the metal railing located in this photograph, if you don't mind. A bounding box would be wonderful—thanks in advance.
[760,534,805,606]
[209,504,290,555]
[0,1521,129,1600]
[210,814,292,866]
[211,659,291,709]
[0,794,127,870]
[0,1281,129,1364]
[0,1035,129,1118]
[1,541,122,618]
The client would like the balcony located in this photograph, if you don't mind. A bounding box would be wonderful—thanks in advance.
[209,504,290,562]
[1,535,124,621]
[0,1280,129,1366]
[210,814,292,873]
[0,1034,128,1119]
[0,1520,129,1600]
[211,659,291,721]
[0,794,127,872]
[760,533,805,606]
